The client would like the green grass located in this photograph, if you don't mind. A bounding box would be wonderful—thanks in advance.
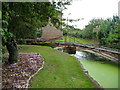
[56,36,98,45]
[0,11,1,19]
[18,45,95,88]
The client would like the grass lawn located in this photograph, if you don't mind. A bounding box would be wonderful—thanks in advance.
[18,45,95,88]
[0,11,1,19]
[56,36,98,45]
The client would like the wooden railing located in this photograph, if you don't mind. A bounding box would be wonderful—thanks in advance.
[23,39,120,54]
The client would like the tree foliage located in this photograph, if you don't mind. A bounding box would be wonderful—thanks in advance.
[64,16,120,49]
[1,1,71,64]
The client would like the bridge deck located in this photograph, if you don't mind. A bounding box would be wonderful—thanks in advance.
[25,39,120,54]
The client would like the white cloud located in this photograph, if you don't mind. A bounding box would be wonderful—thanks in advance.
[63,0,119,29]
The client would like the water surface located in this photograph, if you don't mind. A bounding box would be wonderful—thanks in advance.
[73,51,119,88]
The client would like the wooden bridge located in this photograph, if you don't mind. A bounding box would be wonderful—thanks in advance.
[24,39,120,63]
[25,39,120,55]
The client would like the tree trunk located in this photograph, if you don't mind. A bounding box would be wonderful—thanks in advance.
[5,37,18,64]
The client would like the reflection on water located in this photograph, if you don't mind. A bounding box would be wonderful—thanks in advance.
[73,51,109,61]
[73,51,119,88]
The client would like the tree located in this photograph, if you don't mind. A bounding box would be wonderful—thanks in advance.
[106,18,120,46]
[98,16,120,45]
[2,2,71,64]
[106,28,120,44]
[81,19,103,39]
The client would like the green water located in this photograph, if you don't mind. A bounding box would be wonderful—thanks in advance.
[74,51,119,88]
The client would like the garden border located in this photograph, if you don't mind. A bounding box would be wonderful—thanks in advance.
[26,56,45,88]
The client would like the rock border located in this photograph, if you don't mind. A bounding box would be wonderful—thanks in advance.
[78,61,103,88]
[26,60,44,88]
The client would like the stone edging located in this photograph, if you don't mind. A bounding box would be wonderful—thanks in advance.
[24,55,45,88]
[76,59,103,88]
[79,61,103,88]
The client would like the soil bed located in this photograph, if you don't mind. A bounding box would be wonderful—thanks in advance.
[2,53,44,88]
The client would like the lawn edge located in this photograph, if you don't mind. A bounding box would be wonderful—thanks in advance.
[27,57,45,88]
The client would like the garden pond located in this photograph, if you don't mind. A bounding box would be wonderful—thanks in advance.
[73,51,119,88]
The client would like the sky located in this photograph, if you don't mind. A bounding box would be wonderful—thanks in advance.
[63,0,120,29]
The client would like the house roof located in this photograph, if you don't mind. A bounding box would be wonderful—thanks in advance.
[41,24,63,40]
